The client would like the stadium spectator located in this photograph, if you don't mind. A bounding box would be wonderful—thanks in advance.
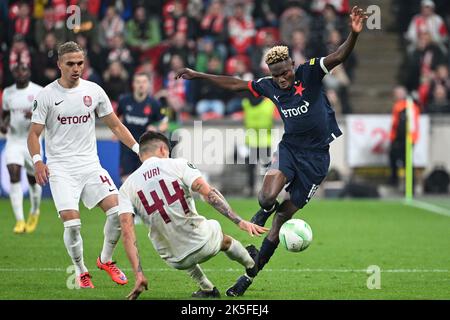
[279,6,310,46]
[70,0,101,17]
[419,63,450,106]
[227,2,256,56]
[7,1,35,48]
[225,56,254,115]
[194,56,228,120]
[252,0,283,28]
[199,0,227,44]
[70,0,99,45]
[159,31,196,76]
[98,5,125,49]
[195,37,224,73]
[401,31,446,91]
[103,60,129,104]
[99,0,134,21]
[34,4,68,46]
[289,30,309,69]
[388,86,421,186]
[310,0,351,15]
[32,32,59,86]
[124,5,161,54]
[427,83,450,113]
[106,34,134,71]
[323,29,353,114]
[406,0,448,54]
[250,28,278,77]
[8,34,32,75]
[163,0,195,40]
[310,3,348,56]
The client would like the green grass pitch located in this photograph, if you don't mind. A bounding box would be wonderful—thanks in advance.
[0,198,449,300]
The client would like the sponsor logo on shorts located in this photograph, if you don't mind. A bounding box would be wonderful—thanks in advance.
[57,112,91,125]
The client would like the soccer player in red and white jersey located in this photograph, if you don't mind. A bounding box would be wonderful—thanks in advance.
[119,131,268,299]
[1,63,43,234]
[27,42,140,289]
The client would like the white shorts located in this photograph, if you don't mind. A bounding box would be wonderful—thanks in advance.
[4,140,35,175]
[49,165,119,213]
[168,220,224,270]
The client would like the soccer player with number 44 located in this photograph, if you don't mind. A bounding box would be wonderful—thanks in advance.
[27,42,140,289]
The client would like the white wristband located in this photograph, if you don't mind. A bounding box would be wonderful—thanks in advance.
[131,143,139,155]
[32,154,42,164]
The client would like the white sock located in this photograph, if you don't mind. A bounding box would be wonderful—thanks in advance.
[187,264,214,291]
[225,238,255,270]
[63,219,88,276]
[100,207,121,263]
[10,183,24,222]
[29,183,42,214]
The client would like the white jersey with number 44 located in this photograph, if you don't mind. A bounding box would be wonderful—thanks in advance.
[119,157,214,263]
[31,79,113,170]
[2,82,43,142]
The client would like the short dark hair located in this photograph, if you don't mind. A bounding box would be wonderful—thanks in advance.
[139,131,170,154]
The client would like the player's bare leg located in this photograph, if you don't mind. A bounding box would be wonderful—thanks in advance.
[250,169,286,227]
[227,199,298,297]
[7,164,26,233]
[60,210,93,288]
[25,174,42,233]
[96,194,128,285]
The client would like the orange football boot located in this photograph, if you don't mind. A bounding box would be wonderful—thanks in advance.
[97,257,128,285]
[78,272,94,288]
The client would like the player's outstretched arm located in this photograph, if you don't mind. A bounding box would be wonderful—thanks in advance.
[27,123,49,186]
[324,6,368,71]
[191,177,269,237]
[175,68,249,92]
[101,112,140,155]
[120,213,148,300]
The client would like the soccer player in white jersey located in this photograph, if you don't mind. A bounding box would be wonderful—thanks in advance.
[27,42,140,289]
[1,63,43,233]
[119,131,268,299]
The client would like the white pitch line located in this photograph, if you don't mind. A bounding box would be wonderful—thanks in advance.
[0,267,448,273]
[405,200,450,217]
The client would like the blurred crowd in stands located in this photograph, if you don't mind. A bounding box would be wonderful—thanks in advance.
[2,0,450,122]
[0,0,359,122]
[393,0,450,114]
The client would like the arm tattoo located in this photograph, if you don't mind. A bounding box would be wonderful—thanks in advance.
[134,240,143,273]
[206,188,242,224]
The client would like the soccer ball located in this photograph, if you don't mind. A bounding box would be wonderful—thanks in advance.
[279,219,313,252]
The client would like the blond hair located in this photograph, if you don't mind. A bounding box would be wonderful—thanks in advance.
[264,46,290,65]
[57,41,84,59]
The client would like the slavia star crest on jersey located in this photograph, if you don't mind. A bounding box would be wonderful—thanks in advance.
[294,81,305,96]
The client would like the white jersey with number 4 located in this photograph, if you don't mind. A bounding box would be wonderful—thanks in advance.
[2,82,43,142]
[31,79,113,171]
[119,157,214,263]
